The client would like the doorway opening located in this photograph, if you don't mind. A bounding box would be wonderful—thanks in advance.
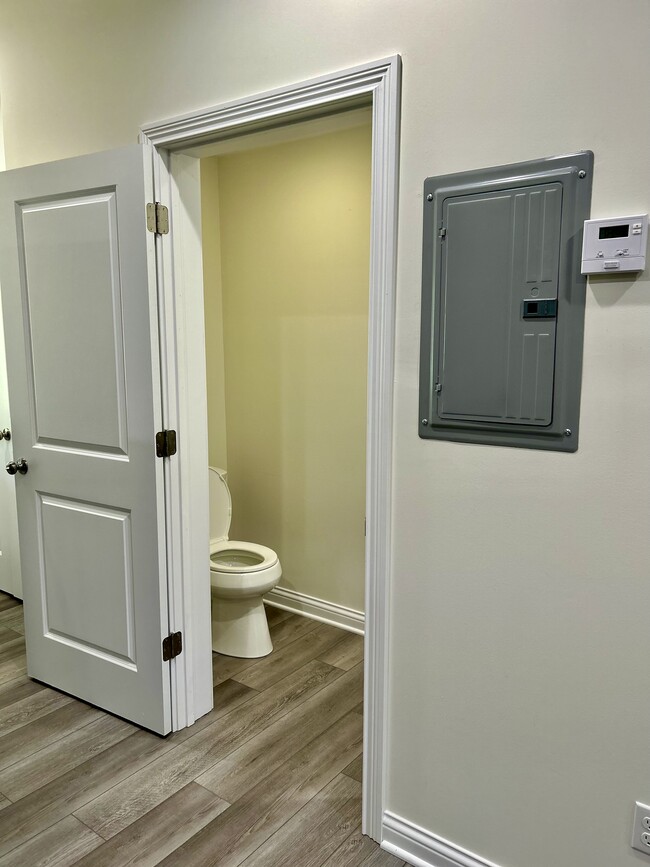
[200,108,371,634]
[144,56,400,839]
[196,108,371,829]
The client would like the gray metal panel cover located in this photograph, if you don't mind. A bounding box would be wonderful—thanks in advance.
[418,151,593,452]
[439,183,562,426]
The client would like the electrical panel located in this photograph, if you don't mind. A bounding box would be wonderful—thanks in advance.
[419,152,593,452]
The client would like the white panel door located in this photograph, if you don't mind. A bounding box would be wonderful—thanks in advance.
[0,145,171,734]
[0,301,21,598]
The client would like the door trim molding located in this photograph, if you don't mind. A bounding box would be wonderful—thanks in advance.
[141,55,401,841]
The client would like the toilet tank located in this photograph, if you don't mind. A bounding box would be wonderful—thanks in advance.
[208,466,232,542]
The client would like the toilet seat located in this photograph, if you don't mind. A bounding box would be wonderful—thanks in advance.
[210,540,278,573]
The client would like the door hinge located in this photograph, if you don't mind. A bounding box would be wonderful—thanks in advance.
[435,381,442,393]
[146,202,169,235]
[162,631,183,661]
[155,429,177,458]
[439,226,447,239]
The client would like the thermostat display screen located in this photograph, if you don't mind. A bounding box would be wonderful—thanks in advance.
[598,224,629,240]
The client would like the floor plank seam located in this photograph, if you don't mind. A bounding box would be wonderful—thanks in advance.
[65,737,179,824]
[229,657,340,690]
[216,618,325,686]
[72,810,109,840]
[0,708,113,775]
[0,814,65,861]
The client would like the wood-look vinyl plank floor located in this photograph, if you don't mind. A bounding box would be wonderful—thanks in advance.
[158,710,363,867]
[0,628,21,646]
[0,713,136,802]
[264,604,293,625]
[0,701,104,772]
[0,815,103,867]
[197,663,363,802]
[0,686,73,738]
[0,730,174,858]
[75,658,341,839]
[238,772,362,867]
[342,752,364,784]
[0,608,24,633]
[232,622,349,691]
[319,632,365,671]
[72,782,229,867]
[321,824,386,865]
[0,677,45,711]
[0,595,404,866]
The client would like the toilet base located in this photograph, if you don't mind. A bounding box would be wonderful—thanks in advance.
[211,593,273,658]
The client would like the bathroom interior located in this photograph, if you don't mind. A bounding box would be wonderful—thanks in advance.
[200,109,372,683]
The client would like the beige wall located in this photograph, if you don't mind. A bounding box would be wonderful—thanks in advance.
[1,3,649,866]
[201,157,228,470]
[201,125,371,613]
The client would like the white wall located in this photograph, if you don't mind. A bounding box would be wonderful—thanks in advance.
[0,3,648,866]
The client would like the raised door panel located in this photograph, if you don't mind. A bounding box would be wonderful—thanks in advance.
[38,495,135,664]
[19,192,127,454]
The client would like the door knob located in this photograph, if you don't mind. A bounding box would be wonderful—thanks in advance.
[5,459,28,476]
[1,429,10,441]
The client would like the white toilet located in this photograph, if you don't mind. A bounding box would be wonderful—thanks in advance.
[209,466,282,658]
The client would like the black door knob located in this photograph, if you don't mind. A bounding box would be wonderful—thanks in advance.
[5,459,27,476]
[1,429,10,441]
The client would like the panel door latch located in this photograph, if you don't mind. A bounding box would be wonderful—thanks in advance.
[146,202,169,235]
[156,430,177,458]
[162,631,183,661]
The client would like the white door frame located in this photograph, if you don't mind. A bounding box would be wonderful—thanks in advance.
[141,55,401,840]
[0,295,21,599]
[0,112,21,600]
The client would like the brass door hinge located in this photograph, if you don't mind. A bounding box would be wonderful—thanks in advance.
[162,631,183,661]
[155,429,177,458]
[146,202,169,234]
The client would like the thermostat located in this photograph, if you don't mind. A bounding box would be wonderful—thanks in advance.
[581,214,647,274]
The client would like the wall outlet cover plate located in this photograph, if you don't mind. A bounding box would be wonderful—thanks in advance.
[631,801,650,856]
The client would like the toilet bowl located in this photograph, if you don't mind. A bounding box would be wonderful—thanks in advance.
[209,466,282,658]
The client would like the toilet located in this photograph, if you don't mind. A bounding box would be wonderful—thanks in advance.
[209,466,282,658]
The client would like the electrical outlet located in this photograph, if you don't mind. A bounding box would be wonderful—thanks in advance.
[632,802,650,855]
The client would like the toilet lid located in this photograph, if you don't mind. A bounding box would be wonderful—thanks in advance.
[209,466,232,542]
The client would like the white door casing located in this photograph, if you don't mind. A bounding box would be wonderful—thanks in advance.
[142,55,401,837]
[0,144,172,733]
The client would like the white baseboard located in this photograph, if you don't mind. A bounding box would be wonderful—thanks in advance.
[264,585,364,635]
[382,811,503,867]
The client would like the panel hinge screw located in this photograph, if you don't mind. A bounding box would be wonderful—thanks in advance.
[426,193,433,202]
[421,418,429,426]
[578,170,586,179]
[564,428,572,437]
